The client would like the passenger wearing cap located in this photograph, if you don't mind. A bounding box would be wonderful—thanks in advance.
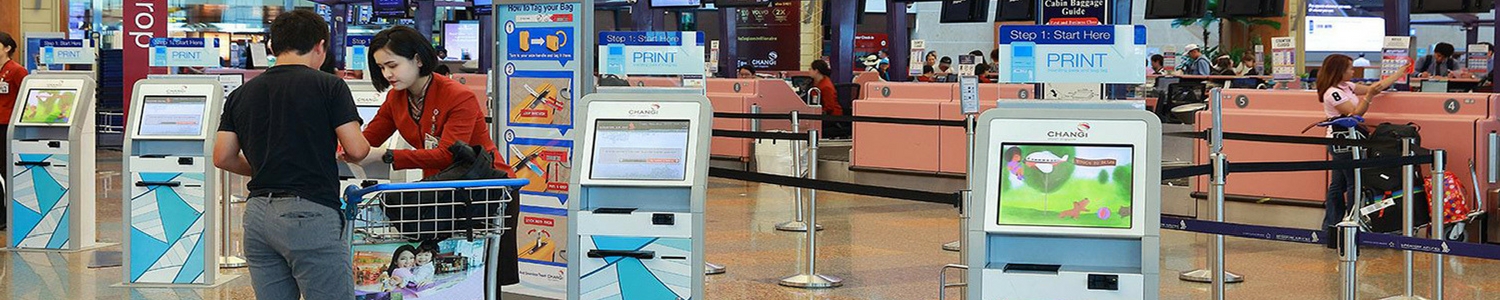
[1212,55,1236,76]
[1178,44,1212,76]
[877,58,891,81]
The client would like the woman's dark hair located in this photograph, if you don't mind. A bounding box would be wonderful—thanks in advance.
[368,26,439,91]
[1004,147,1023,161]
[268,9,329,56]
[990,49,999,62]
[810,59,832,77]
[1316,54,1354,103]
[737,64,755,75]
[926,51,938,60]
[385,245,419,275]
[1151,54,1164,64]
[0,31,16,57]
[973,63,990,75]
[418,240,441,255]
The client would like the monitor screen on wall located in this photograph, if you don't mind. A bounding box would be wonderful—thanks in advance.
[442,21,480,60]
[589,119,691,181]
[18,89,79,125]
[1305,0,1385,52]
[137,96,209,137]
[996,143,1135,229]
[651,0,702,8]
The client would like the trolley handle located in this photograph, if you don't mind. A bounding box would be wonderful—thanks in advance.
[342,178,530,218]
[587,249,656,259]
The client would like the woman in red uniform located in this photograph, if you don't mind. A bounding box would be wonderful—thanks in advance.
[353,26,520,283]
[0,31,28,230]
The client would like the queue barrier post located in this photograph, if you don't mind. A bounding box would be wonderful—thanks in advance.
[779,130,842,288]
[776,111,822,232]
[1179,89,1243,287]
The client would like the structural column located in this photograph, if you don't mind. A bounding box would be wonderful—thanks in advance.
[331,4,349,68]
[416,0,436,40]
[480,13,493,72]
[885,0,909,82]
[828,0,857,84]
[1384,0,1410,37]
[718,7,740,78]
[632,0,665,31]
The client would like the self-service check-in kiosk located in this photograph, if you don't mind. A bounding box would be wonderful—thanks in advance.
[7,73,101,251]
[967,101,1161,300]
[121,78,226,285]
[567,91,710,300]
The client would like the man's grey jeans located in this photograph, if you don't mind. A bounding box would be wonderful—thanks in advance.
[243,196,353,299]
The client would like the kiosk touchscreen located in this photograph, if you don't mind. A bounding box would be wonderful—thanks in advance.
[567,92,710,300]
[968,101,1161,300]
[121,78,226,285]
[7,73,101,251]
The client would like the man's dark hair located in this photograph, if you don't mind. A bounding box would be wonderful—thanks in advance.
[1151,54,1164,64]
[434,64,451,76]
[737,64,755,74]
[1435,42,1455,57]
[368,26,439,91]
[810,59,832,77]
[0,31,16,57]
[268,9,329,56]
[940,56,953,65]
[969,50,984,58]
[1481,42,1494,54]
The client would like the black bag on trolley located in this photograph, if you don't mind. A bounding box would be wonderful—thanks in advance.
[381,141,514,241]
[1356,122,1433,233]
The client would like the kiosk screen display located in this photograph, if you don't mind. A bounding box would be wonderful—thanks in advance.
[357,106,380,129]
[997,144,1134,229]
[138,96,209,137]
[18,89,79,125]
[589,119,690,181]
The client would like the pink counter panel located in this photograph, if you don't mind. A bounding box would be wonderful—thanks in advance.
[853,83,1035,174]
[708,79,822,161]
[450,74,491,117]
[1194,89,1496,216]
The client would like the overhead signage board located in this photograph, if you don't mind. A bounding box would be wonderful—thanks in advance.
[597,31,706,76]
[346,35,373,70]
[997,25,1146,84]
[1041,0,1110,25]
[149,38,221,67]
[39,39,95,65]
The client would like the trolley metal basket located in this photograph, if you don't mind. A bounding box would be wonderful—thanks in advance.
[341,179,529,300]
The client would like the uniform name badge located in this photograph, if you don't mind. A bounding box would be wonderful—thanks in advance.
[0,82,9,95]
[424,133,439,150]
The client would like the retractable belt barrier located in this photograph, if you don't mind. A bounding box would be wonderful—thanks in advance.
[1161,216,1327,244]
[709,167,963,207]
[1165,130,1401,149]
[714,112,969,127]
[1357,231,1500,261]
[712,129,811,141]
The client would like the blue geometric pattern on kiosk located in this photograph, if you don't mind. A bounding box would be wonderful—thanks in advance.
[10,154,71,249]
[579,236,693,299]
[128,172,207,284]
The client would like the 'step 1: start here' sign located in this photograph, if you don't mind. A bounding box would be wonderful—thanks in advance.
[998,25,1146,84]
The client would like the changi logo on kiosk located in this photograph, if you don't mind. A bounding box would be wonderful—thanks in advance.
[164,86,190,94]
[1046,122,1091,139]
[628,104,661,116]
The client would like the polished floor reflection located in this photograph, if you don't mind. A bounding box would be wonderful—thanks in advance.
[2,152,1497,299]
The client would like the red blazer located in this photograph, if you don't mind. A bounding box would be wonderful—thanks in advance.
[363,75,515,178]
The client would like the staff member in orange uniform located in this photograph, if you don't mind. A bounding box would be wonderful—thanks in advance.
[354,26,520,283]
[0,31,28,231]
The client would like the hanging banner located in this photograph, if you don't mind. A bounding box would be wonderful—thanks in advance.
[735,0,800,71]
[39,39,94,65]
[1271,37,1296,81]
[1041,0,1111,25]
[597,31,707,76]
[346,35,372,71]
[997,25,1147,84]
[853,33,888,71]
[125,0,167,113]
[149,38,220,67]
[1382,36,1411,85]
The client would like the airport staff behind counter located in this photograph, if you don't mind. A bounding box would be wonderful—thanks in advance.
[1415,42,1465,78]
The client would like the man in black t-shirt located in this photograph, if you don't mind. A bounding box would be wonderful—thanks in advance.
[212,9,370,299]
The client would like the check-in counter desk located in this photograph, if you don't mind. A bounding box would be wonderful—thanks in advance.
[203,68,265,81]
[628,76,682,87]
[1192,89,1499,241]
[852,82,1035,174]
[707,79,822,161]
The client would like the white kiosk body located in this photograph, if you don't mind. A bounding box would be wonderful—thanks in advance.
[567,91,710,300]
[967,101,1161,300]
[7,73,99,250]
[121,78,224,284]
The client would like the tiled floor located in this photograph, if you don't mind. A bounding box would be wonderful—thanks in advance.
[2,152,1498,299]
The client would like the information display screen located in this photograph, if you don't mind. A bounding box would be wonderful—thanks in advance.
[650,0,701,7]
[357,106,380,129]
[997,143,1135,229]
[137,96,209,137]
[589,119,690,181]
[1305,0,1384,52]
[18,89,79,125]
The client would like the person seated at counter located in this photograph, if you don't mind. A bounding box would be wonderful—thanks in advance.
[435,47,449,60]
[1178,44,1212,76]
[809,59,849,138]
[1415,42,1465,78]
[1234,54,1261,76]
[737,65,757,79]
[1212,55,1236,76]
[936,56,954,77]
[923,51,938,74]
[1150,54,1165,75]
[876,58,891,81]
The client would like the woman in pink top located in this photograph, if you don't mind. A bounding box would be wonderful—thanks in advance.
[1313,54,1409,249]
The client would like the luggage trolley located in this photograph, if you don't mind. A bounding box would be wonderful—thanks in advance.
[341,178,529,300]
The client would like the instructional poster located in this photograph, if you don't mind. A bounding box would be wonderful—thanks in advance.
[497,2,582,298]
[1271,37,1296,81]
[1382,37,1411,85]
